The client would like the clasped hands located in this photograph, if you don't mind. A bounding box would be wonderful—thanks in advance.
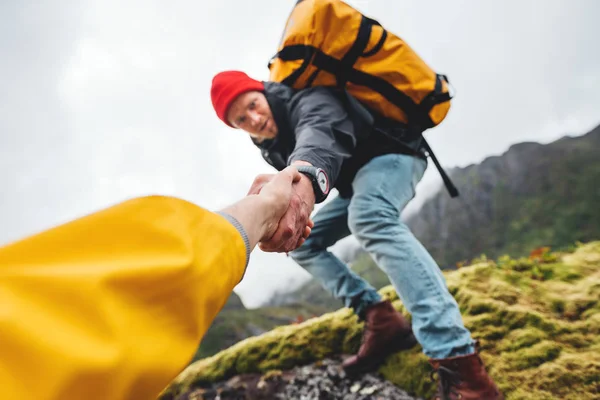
[248,166,316,253]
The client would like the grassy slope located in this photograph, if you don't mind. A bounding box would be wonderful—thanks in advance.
[194,303,330,360]
[196,251,392,361]
[161,241,600,400]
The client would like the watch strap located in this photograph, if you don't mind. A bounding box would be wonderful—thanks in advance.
[295,165,329,203]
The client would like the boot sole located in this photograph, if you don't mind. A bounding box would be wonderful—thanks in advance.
[343,331,418,376]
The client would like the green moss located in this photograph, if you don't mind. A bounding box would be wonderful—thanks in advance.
[561,271,584,282]
[160,242,600,400]
[550,298,566,314]
[564,296,597,320]
[467,300,498,315]
[379,350,435,398]
[501,269,523,286]
[488,281,521,305]
[478,326,508,341]
[502,256,535,272]
[507,353,600,399]
[505,340,562,370]
[504,389,559,400]
[557,332,594,349]
[498,328,547,352]
[531,264,555,281]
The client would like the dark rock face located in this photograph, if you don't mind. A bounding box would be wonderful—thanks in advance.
[176,358,421,400]
[406,125,600,267]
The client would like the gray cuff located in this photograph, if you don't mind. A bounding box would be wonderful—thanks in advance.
[216,211,250,276]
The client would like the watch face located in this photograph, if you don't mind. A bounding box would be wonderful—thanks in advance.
[316,169,329,194]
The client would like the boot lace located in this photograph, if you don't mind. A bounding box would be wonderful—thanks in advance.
[430,365,462,400]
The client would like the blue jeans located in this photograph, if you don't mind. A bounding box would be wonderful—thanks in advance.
[290,153,475,359]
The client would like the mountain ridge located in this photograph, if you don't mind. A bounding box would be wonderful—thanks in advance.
[406,123,600,267]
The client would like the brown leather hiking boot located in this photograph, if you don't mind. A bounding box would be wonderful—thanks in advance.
[342,299,417,375]
[429,350,504,400]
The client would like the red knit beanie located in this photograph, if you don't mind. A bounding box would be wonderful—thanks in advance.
[211,70,265,127]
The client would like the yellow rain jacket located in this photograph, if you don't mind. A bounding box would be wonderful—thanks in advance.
[0,195,249,400]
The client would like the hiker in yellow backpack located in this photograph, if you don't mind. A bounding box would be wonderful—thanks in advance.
[0,166,312,400]
[209,1,503,398]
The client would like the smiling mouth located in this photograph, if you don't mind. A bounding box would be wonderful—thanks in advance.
[260,119,268,132]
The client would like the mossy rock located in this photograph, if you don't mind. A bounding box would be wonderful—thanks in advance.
[160,241,600,400]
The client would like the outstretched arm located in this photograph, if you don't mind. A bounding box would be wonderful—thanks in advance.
[0,166,306,400]
[256,87,364,253]
[220,165,312,253]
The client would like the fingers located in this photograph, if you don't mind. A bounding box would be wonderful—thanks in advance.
[247,173,275,195]
[296,225,311,248]
[260,220,312,253]
[259,212,296,252]
[302,224,311,240]
[259,193,312,253]
[255,167,314,253]
[252,167,300,203]
[266,166,301,188]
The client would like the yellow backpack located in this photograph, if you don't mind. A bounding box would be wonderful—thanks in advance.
[268,0,452,131]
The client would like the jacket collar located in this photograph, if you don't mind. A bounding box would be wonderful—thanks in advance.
[250,81,295,151]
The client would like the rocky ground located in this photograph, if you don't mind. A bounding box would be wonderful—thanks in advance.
[176,357,422,400]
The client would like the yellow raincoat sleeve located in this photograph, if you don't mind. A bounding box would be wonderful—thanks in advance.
[0,195,249,400]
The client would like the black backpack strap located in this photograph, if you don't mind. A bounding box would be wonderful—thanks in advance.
[268,44,317,87]
[420,137,459,198]
[337,16,379,88]
[419,74,452,115]
[372,123,459,199]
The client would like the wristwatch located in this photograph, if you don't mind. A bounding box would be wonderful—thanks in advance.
[295,165,330,203]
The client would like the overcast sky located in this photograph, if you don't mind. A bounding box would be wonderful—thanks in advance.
[1,1,599,307]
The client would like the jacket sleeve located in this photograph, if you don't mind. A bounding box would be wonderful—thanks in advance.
[0,195,248,400]
[287,87,363,187]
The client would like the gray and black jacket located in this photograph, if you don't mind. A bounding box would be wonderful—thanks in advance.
[253,81,428,200]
